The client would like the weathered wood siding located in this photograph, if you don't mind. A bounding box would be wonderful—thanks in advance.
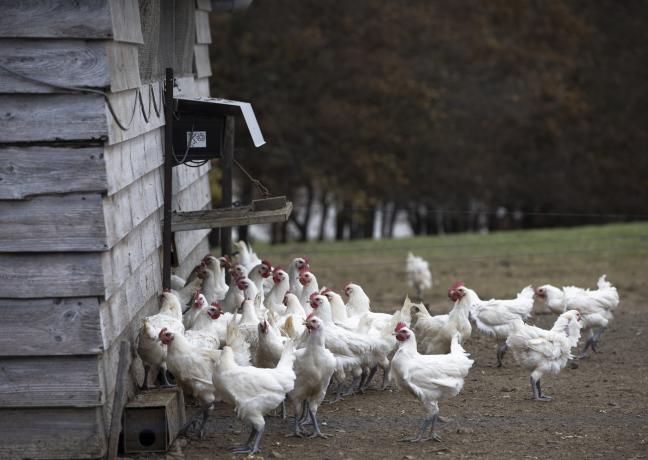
[0,1,214,458]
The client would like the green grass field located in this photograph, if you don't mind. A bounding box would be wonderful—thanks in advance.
[255,222,648,310]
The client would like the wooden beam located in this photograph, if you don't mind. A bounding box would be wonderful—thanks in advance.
[170,201,293,232]
[195,10,212,44]
[0,94,106,143]
[0,0,113,40]
[193,44,212,78]
[0,146,107,200]
[0,39,109,93]
[0,193,108,252]
[0,356,102,407]
[0,253,104,298]
[0,297,101,356]
[0,407,106,459]
[196,0,213,11]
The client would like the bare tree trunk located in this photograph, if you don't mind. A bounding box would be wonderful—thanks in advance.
[335,200,351,240]
[318,192,330,241]
[387,205,399,238]
[289,181,315,242]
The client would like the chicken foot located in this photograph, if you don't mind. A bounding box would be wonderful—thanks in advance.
[229,427,265,454]
[307,405,330,439]
[228,428,257,452]
[577,327,606,359]
[496,342,508,367]
[399,413,441,443]
[179,404,211,439]
[531,377,552,401]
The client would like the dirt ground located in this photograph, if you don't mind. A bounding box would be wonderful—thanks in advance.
[128,241,648,460]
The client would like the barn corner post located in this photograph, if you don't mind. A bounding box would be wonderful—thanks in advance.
[162,67,174,290]
[220,115,235,259]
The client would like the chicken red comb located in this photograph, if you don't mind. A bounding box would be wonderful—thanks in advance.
[194,290,201,298]
[395,322,407,332]
[273,266,283,273]
[449,281,465,291]
[261,259,272,268]
[163,288,171,293]
[158,327,168,338]
[321,287,332,295]
[202,253,212,260]
[303,256,309,264]
[309,292,320,301]
[306,312,316,320]
[299,266,310,274]
[211,301,221,308]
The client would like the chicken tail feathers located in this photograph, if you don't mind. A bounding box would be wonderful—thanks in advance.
[277,340,296,370]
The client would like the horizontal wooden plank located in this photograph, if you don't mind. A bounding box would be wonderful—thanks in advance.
[104,127,162,196]
[0,0,113,40]
[0,194,107,252]
[102,161,211,246]
[0,356,102,407]
[0,253,104,298]
[0,94,106,143]
[193,44,212,78]
[0,407,105,459]
[100,249,162,349]
[196,0,212,11]
[171,201,293,231]
[195,9,212,44]
[106,41,141,92]
[109,0,144,44]
[0,297,101,356]
[0,39,109,93]
[0,146,106,199]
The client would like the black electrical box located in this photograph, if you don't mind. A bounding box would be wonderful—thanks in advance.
[171,114,225,165]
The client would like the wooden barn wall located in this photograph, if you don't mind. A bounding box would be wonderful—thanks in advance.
[0,1,214,458]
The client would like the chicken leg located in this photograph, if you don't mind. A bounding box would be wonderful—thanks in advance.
[361,366,379,391]
[578,327,606,359]
[531,376,552,401]
[399,413,441,443]
[496,342,508,367]
[307,404,330,439]
[230,427,265,454]
[228,428,257,452]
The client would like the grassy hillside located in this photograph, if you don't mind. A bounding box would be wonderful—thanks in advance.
[254,222,648,311]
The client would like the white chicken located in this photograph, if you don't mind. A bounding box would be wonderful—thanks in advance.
[233,240,262,272]
[298,271,319,314]
[171,274,203,307]
[278,293,307,340]
[264,268,290,315]
[212,342,297,454]
[248,260,273,302]
[158,327,219,438]
[469,285,535,366]
[183,292,207,329]
[344,283,392,333]
[506,310,582,401]
[535,275,619,358]
[137,291,185,389]
[406,252,433,300]
[309,294,389,397]
[390,323,473,442]
[288,256,310,299]
[410,282,473,355]
[287,314,336,438]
